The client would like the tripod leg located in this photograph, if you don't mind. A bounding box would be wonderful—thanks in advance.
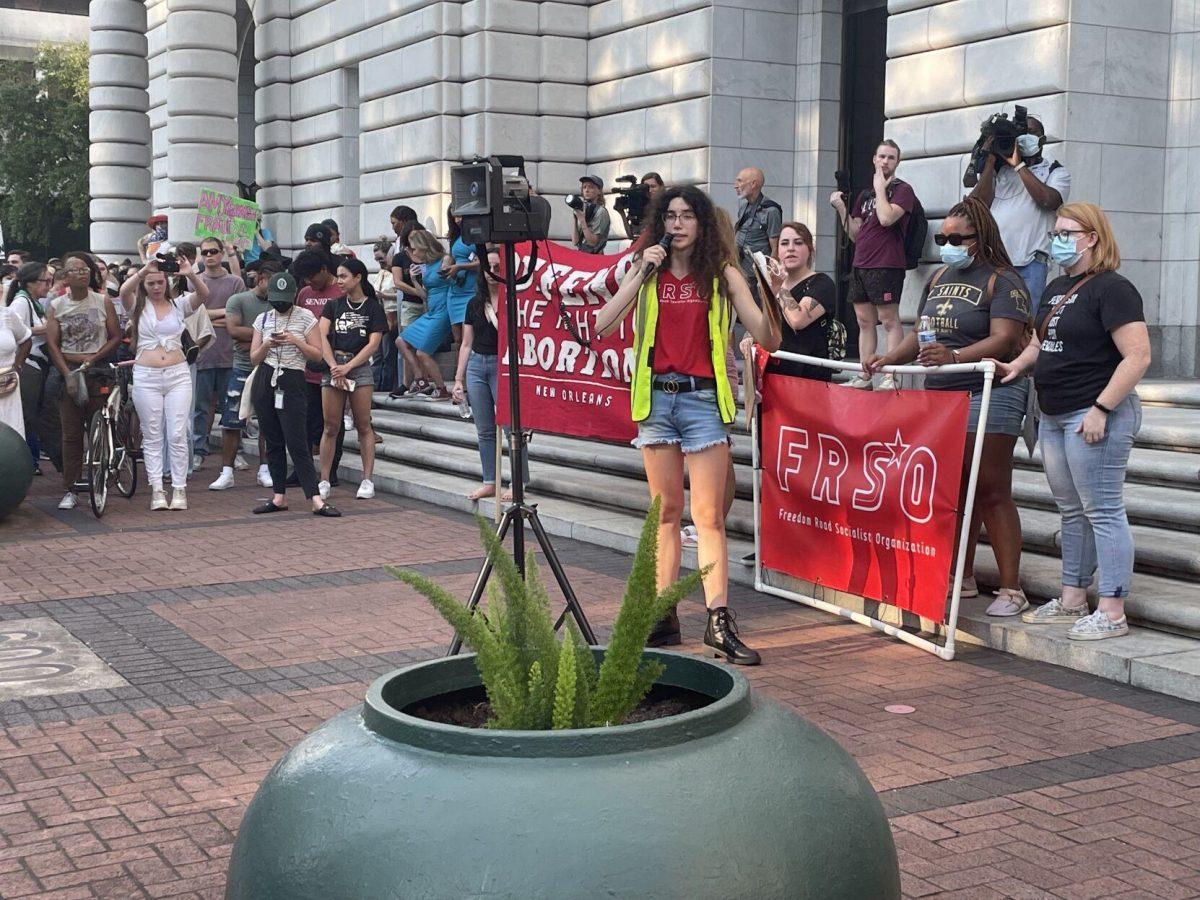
[446,507,516,656]
[527,506,597,644]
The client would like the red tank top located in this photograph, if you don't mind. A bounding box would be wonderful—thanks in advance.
[652,270,714,377]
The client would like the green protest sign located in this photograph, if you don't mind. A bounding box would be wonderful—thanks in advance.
[195,189,260,250]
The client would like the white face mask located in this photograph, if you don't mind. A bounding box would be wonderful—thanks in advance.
[1017,134,1041,158]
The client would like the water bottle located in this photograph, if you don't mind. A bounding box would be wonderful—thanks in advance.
[917,315,937,349]
[458,394,472,419]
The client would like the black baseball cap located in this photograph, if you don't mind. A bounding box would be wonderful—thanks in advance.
[304,223,331,244]
[579,175,604,191]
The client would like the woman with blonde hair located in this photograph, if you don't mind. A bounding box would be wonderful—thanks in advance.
[394,228,453,400]
[996,201,1151,640]
[597,185,780,663]
[119,255,210,509]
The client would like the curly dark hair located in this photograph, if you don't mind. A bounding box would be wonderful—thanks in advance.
[640,185,735,301]
[944,196,1012,270]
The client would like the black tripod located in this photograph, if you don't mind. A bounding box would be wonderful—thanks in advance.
[446,240,596,655]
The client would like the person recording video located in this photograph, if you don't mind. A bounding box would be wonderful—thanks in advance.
[969,115,1070,312]
[595,186,781,665]
[570,175,611,254]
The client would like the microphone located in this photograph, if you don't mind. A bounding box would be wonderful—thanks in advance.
[642,234,674,277]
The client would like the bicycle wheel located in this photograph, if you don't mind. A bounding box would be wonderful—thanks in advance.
[88,410,111,518]
[114,403,138,498]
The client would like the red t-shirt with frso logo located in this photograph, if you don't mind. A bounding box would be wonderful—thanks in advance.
[651,270,714,378]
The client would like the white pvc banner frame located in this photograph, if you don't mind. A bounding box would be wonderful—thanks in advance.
[750,351,996,660]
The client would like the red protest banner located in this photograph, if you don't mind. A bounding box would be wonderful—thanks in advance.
[496,241,638,443]
[759,374,968,623]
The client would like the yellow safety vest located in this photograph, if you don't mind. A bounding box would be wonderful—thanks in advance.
[630,275,737,425]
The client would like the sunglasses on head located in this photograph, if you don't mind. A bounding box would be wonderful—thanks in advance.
[933,232,977,247]
[201,248,222,256]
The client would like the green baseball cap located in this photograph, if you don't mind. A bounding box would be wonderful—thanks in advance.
[267,271,298,302]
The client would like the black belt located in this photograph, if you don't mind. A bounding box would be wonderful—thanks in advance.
[652,376,717,394]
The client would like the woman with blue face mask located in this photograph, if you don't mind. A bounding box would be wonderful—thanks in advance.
[995,202,1152,640]
[864,197,1033,617]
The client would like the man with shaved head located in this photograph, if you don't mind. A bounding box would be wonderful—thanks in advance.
[734,167,782,301]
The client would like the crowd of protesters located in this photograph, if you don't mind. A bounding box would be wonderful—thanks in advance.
[0,114,1152,646]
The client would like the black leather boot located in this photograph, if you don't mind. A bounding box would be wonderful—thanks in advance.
[704,607,761,665]
[646,608,681,648]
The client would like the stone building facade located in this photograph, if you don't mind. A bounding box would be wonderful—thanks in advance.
[88,0,1200,376]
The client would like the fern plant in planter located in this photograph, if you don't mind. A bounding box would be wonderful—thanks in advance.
[387,496,707,729]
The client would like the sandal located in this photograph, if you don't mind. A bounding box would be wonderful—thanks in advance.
[253,500,288,514]
[985,588,1030,617]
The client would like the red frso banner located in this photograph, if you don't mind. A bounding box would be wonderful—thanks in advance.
[496,241,638,443]
[759,372,969,623]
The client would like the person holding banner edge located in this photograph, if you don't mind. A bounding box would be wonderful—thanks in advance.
[596,186,781,664]
[994,202,1151,641]
[864,197,1032,618]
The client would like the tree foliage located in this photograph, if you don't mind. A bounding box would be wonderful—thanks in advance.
[0,42,91,255]
[387,498,709,730]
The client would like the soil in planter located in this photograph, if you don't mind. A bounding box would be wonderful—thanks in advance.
[405,682,712,729]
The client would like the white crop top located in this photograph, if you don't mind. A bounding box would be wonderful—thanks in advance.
[134,295,194,355]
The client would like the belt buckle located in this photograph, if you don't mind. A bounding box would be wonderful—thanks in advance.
[662,379,679,395]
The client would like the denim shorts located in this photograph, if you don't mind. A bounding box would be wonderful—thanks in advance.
[322,351,374,389]
[632,383,730,454]
[219,366,251,430]
[967,378,1029,436]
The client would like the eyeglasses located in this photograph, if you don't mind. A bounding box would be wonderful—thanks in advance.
[1047,229,1092,240]
[64,268,90,275]
[663,211,697,224]
[200,248,222,257]
[933,233,977,246]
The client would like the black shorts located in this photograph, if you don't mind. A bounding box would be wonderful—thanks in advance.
[849,267,905,306]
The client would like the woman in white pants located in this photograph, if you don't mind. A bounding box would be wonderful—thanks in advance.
[119,256,209,510]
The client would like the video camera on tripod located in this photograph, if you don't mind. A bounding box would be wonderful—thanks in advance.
[962,104,1028,188]
[451,155,551,244]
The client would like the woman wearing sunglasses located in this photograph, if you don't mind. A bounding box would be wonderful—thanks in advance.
[995,202,1151,640]
[864,197,1032,617]
[597,186,781,664]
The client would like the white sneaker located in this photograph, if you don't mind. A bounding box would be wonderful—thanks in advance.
[234,453,249,471]
[878,374,896,391]
[58,492,77,510]
[356,479,375,499]
[208,468,235,491]
[150,489,168,511]
[343,414,354,430]
[318,480,331,499]
[169,487,187,511]
[845,375,873,390]
[257,466,273,488]
[192,453,204,470]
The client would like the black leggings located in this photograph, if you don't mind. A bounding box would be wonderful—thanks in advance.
[253,366,319,499]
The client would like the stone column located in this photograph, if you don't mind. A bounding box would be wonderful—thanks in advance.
[88,0,152,257]
[163,0,240,241]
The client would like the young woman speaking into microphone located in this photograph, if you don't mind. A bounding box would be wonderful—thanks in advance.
[596,186,781,664]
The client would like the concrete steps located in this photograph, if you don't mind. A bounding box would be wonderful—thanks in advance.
[332,380,1200,702]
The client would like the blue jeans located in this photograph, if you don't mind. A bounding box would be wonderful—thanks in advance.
[1038,395,1141,598]
[465,352,528,486]
[193,366,231,457]
[1015,258,1048,314]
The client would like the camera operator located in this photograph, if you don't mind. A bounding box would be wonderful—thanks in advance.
[733,167,782,299]
[642,172,665,204]
[970,116,1069,312]
[571,175,611,254]
[828,140,913,390]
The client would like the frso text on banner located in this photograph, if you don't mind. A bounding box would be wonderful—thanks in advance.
[759,374,968,622]
[195,189,261,250]
[496,241,637,443]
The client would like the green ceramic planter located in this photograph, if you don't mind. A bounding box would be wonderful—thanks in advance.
[0,423,33,522]
[226,650,899,899]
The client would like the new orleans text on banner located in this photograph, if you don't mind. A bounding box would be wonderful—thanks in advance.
[496,242,638,443]
[759,373,969,623]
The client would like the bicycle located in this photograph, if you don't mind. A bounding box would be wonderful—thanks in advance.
[82,360,140,517]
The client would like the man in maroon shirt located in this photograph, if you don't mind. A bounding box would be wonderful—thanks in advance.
[829,140,913,389]
[290,250,345,486]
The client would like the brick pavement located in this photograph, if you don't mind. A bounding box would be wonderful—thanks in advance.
[4,474,1200,897]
